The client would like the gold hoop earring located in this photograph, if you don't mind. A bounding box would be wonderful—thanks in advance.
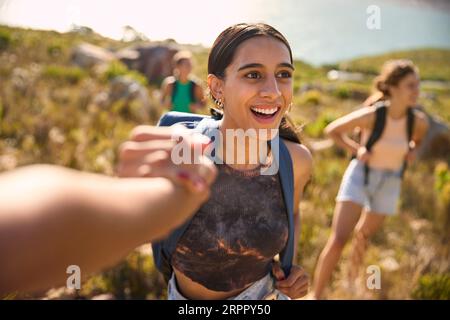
[217,99,224,109]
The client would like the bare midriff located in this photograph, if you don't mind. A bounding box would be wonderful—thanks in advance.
[361,114,409,171]
[173,267,253,300]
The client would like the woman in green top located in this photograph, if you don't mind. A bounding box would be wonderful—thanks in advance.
[161,51,206,113]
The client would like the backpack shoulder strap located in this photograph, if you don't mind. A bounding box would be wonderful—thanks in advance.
[170,79,178,102]
[364,103,387,185]
[406,107,415,142]
[400,107,416,177]
[366,103,387,152]
[189,80,197,103]
[276,138,296,276]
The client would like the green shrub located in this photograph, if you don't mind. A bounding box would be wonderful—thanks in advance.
[434,161,450,211]
[412,273,450,300]
[304,113,336,138]
[47,44,63,57]
[43,65,86,84]
[0,29,11,50]
[80,250,165,299]
[333,85,351,99]
[433,162,450,238]
[103,61,148,86]
[435,162,450,194]
[300,89,322,105]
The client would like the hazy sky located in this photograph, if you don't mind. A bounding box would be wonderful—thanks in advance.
[1,0,449,64]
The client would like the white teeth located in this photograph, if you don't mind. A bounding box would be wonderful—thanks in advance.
[250,107,278,115]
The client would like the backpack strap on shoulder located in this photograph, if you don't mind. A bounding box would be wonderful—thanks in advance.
[364,103,387,185]
[170,79,178,103]
[400,107,416,177]
[189,80,197,103]
[276,138,296,276]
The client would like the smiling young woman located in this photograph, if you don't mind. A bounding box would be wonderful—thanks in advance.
[310,60,429,299]
[152,23,313,300]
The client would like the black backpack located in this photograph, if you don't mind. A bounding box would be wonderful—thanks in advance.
[361,102,415,185]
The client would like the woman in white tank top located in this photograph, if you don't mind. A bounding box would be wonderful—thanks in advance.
[310,60,429,299]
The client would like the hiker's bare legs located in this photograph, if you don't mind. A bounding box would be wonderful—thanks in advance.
[348,212,385,283]
[311,201,362,299]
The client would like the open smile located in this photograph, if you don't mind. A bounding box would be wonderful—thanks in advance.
[250,106,281,124]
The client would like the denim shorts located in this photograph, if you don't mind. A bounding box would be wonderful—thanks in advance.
[336,159,402,215]
[167,272,290,300]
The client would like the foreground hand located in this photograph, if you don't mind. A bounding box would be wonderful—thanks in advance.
[117,125,217,194]
[272,262,309,299]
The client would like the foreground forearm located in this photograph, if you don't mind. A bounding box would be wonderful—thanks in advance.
[0,165,206,294]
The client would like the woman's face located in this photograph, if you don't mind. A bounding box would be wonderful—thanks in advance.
[389,72,420,107]
[210,36,294,135]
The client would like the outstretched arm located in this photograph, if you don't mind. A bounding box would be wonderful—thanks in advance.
[0,126,217,295]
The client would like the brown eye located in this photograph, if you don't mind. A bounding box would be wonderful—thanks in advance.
[245,72,261,79]
[277,71,292,78]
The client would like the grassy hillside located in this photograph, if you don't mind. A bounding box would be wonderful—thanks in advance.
[339,48,450,81]
[1,25,449,300]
